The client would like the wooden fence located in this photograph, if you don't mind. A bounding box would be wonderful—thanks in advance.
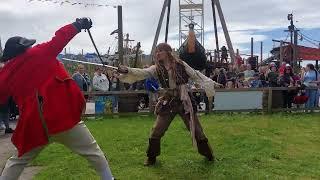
[83,87,320,116]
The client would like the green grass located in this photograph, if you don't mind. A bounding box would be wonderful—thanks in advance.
[31,113,320,179]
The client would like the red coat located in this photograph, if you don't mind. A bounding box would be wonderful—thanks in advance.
[0,24,85,157]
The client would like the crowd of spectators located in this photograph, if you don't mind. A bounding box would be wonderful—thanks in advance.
[68,61,320,111]
[205,62,320,108]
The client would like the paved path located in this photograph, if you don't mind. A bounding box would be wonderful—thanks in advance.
[0,122,41,180]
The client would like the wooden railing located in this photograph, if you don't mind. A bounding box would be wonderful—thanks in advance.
[83,87,320,116]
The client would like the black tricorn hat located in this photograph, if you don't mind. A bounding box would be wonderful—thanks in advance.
[1,36,36,62]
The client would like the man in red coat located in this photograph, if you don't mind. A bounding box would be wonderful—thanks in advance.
[0,18,114,180]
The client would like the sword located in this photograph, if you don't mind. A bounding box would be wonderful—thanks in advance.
[61,58,118,70]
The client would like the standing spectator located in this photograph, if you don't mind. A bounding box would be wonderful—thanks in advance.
[267,64,279,87]
[302,64,320,108]
[279,65,295,108]
[248,57,257,71]
[93,67,109,92]
[92,67,117,113]
[72,64,91,99]
[0,63,14,133]
[221,46,228,63]
[243,64,255,79]
[235,54,244,69]
[250,73,263,88]
[110,71,120,91]
[0,101,14,134]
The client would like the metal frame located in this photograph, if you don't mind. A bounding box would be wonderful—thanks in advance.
[179,0,204,46]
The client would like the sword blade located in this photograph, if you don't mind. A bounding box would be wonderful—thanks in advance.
[61,58,118,70]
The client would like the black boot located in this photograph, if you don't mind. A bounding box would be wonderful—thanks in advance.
[197,138,215,161]
[144,138,160,166]
[144,156,157,166]
[5,128,14,134]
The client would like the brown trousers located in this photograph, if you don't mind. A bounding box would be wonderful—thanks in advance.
[147,98,214,160]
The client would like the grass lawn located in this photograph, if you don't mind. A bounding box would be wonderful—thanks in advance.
[31,113,320,180]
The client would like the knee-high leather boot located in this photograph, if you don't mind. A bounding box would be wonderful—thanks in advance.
[144,138,160,166]
[197,138,215,161]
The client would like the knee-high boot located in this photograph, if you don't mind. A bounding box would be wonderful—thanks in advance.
[144,138,160,166]
[197,138,214,161]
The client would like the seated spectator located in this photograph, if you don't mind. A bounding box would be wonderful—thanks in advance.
[267,64,279,87]
[226,64,237,81]
[243,64,255,79]
[210,68,219,82]
[278,62,287,76]
[217,68,227,87]
[258,66,268,87]
[250,73,263,88]
[243,80,250,88]
[226,79,236,89]
[235,73,246,88]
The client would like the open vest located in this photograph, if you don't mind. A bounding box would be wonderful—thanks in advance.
[156,61,189,88]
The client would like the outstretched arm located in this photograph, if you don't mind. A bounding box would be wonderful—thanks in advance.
[183,61,219,97]
[34,18,92,57]
[118,65,157,84]
[34,24,79,57]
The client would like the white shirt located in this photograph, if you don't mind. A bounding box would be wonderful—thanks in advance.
[118,61,219,97]
[93,73,109,92]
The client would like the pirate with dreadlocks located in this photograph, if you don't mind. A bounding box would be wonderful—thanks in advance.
[117,43,221,166]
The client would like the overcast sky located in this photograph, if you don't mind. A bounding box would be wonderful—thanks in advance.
[1,0,320,59]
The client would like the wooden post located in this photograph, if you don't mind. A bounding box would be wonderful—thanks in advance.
[267,88,273,113]
[260,41,263,63]
[165,0,171,43]
[118,6,124,65]
[151,0,168,57]
[211,0,220,60]
[280,41,283,64]
[214,0,235,64]
[317,43,320,70]
[251,37,254,58]
[293,29,299,71]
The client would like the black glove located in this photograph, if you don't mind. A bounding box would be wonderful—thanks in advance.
[72,18,92,32]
